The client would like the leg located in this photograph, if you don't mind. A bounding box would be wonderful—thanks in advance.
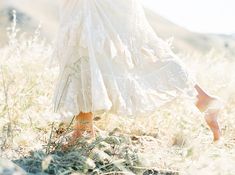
[61,112,95,150]
[194,84,222,141]
[72,112,95,140]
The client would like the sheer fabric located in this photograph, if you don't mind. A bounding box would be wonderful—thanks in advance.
[52,0,197,117]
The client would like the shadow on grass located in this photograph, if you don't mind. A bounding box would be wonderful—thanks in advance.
[12,135,179,175]
[13,135,139,175]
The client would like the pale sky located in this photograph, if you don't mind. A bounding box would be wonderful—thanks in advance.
[142,0,235,34]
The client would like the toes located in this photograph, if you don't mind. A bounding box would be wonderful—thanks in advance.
[205,111,221,141]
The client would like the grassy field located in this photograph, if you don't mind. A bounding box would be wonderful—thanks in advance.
[1,15,235,175]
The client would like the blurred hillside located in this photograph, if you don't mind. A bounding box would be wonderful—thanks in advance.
[145,10,235,56]
[0,0,235,56]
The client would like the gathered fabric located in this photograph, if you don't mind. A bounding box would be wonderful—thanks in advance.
[51,0,197,118]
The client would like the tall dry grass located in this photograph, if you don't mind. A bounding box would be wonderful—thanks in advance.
[1,11,235,175]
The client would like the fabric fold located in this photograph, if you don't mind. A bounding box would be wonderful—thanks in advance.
[51,0,198,118]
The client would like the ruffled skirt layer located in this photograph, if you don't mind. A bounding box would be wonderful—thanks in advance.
[52,0,197,117]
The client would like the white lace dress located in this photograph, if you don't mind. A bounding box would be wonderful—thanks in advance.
[52,0,197,117]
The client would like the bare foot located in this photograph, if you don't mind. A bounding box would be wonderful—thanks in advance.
[194,85,223,142]
[204,98,224,141]
[67,116,95,147]
[60,113,95,151]
[61,129,95,151]
[205,109,221,141]
[73,116,95,138]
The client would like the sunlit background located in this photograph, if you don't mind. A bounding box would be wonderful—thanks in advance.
[1,0,235,34]
[144,0,235,34]
[1,0,235,174]
[0,0,235,56]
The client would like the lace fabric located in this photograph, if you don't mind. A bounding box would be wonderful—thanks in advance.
[51,0,198,118]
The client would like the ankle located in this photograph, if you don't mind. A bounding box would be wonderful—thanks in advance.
[197,95,218,112]
[76,112,93,121]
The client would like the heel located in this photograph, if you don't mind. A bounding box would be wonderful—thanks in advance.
[204,97,224,141]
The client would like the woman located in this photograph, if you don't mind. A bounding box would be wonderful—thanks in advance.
[52,0,223,142]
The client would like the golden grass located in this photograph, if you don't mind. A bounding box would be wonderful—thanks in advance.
[0,13,235,175]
